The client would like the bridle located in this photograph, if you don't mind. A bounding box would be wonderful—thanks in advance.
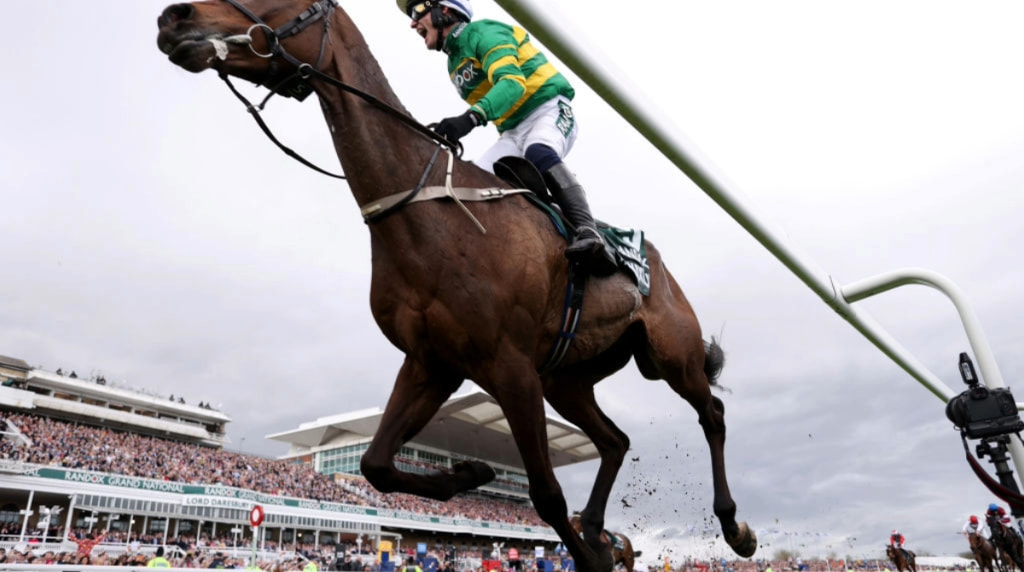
[214,0,461,180]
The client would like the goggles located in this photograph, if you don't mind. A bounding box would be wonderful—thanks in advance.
[409,1,432,22]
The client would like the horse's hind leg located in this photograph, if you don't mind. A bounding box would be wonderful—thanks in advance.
[546,379,629,558]
[635,272,755,557]
[676,361,755,557]
[360,358,493,500]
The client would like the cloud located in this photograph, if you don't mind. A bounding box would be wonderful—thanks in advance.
[3,0,1023,562]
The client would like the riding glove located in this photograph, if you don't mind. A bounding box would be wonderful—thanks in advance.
[434,109,483,144]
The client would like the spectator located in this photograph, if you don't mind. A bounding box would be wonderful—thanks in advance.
[423,550,440,572]
[68,532,106,557]
[147,546,171,568]
[403,556,423,572]
[0,411,548,526]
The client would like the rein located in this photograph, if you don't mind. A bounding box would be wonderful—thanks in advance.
[216,0,463,181]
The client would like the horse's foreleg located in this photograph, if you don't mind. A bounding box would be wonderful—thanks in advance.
[489,365,612,572]
[546,380,628,557]
[360,358,489,500]
[1012,540,1024,572]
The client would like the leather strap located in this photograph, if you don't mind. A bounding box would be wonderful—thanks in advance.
[360,186,531,220]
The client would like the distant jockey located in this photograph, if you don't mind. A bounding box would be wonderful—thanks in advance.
[890,530,910,562]
[963,515,991,539]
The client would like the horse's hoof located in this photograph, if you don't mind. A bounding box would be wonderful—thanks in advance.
[726,522,757,558]
[570,543,614,572]
[592,546,614,572]
[452,460,496,491]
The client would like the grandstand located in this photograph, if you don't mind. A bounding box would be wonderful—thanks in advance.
[0,354,229,449]
[0,353,596,568]
[269,389,599,500]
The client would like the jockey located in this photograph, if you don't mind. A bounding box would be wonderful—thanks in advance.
[890,530,910,562]
[987,503,1023,541]
[963,515,991,539]
[987,503,1011,524]
[396,0,617,276]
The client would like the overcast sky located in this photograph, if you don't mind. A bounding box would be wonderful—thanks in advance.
[3,0,1024,564]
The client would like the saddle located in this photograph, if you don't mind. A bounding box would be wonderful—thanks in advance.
[605,530,626,551]
[493,156,651,295]
[493,156,552,203]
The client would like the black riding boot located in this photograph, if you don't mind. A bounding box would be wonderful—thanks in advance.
[544,163,617,276]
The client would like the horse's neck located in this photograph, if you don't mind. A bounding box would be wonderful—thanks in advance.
[312,13,459,213]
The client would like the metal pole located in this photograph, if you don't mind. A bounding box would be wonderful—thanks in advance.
[252,526,259,569]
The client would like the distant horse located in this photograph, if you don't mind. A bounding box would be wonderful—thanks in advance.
[570,514,641,572]
[886,545,916,572]
[155,1,757,570]
[988,516,1024,572]
[969,532,1000,572]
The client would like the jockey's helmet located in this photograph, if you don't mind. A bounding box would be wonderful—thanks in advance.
[990,503,1000,512]
[397,0,473,22]
[971,515,979,524]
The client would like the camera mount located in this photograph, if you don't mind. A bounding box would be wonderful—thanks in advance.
[976,436,1020,495]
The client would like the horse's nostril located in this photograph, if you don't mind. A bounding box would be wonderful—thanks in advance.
[158,3,195,27]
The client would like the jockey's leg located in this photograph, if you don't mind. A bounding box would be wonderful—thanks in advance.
[530,145,617,276]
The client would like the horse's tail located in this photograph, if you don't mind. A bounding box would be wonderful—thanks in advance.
[704,337,725,386]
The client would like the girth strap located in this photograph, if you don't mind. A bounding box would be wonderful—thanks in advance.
[539,261,588,375]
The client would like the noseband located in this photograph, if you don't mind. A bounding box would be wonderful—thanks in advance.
[220,0,335,101]
[214,0,461,179]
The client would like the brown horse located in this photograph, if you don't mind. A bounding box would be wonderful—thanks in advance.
[886,545,916,572]
[969,532,1000,572]
[570,514,641,572]
[989,517,1024,572]
[155,1,756,570]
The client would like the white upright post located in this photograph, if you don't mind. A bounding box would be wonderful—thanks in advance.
[19,490,35,543]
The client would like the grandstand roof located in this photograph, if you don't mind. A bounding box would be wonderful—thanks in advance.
[3,368,233,448]
[0,355,30,372]
[267,389,599,470]
[23,369,231,422]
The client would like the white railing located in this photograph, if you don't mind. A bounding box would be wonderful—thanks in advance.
[491,0,1024,487]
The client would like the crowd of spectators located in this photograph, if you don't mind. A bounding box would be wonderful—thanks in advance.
[0,411,545,527]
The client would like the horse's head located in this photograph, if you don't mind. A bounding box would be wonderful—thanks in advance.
[157,0,337,97]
